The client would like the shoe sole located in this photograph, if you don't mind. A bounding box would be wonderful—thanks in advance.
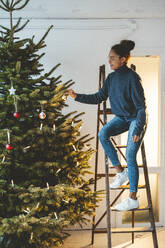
[109,181,129,189]
[115,206,139,211]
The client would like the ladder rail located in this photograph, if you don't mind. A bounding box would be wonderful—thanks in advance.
[141,141,158,248]
[103,94,112,248]
[91,66,102,244]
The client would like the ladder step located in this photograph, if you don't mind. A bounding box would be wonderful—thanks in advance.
[115,145,127,148]
[94,227,153,234]
[99,108,112,114]
[111,206,150,212]
[97,173,116,178]
[110,184,146,190]
[109,164,143,169]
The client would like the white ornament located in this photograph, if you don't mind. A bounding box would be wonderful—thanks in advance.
[62,94,68,101]
[54,212,58,219]
[30,232,33,240]
[23,146,31,151]
[2,156,5,163]
[46,182,49,190]
[56,168,61,174]
[11,179,14,188]
[40,123,43,130]
[23,209,29,214]
[72,144,76,151]
[9,86,16,95]
[76,162,79,167]
[39,111,46,119]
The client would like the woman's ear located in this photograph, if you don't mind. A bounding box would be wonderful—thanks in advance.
[121,56,127,64]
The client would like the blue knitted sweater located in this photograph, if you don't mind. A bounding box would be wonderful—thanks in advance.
[74,64,146,136]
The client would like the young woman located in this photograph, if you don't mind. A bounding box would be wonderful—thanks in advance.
[67,40,147,211]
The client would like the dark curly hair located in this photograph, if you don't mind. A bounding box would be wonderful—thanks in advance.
[111,40,135,60]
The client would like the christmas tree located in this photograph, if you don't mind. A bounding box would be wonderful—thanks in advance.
[0,1,101,247]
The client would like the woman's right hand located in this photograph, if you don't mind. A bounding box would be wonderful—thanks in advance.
[66,89,77,99]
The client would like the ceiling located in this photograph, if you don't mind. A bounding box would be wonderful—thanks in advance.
[0,0,165,19]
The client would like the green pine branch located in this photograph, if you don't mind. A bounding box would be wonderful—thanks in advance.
[0,0,30,11]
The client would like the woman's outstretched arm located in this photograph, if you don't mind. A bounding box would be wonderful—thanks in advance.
[67,75,110,104]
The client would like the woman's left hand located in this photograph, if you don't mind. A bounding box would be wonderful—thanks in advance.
[132,135,140,142]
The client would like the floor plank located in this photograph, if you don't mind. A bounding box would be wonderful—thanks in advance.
[61,228,163,248]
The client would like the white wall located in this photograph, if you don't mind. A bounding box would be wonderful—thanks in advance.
[1,0,165,228]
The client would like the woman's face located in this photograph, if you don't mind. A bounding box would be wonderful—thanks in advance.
[108,49,127,70]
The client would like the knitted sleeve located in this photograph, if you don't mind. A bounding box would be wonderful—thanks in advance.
[130,73,146,136]
[74,75,109,104]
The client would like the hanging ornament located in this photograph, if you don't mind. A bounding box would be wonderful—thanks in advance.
[6,129,13,150]
[56,168,61,174]
[23,146,31,153]
[30,232,33,240]
[39,111,46,119]
[46,182,49,190]
[76,162,79,167]
[53,124,56,131]
[23,208,30,214]
[54,212,58,220]
[39,104,46,119]
[23,209,29,214]
[40,123,43,130]
[13,96,20,119]
[36,202,40,209]
[24,146,31,150]
[6,144,13,150]
[9,86,16,95]
[11,179,14,188]
[72,144,76,151]
[62,93,68,101]
[2,156,5,163]
[13,112,20,119]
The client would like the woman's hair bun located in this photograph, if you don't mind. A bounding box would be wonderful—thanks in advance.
[120,40,135,51]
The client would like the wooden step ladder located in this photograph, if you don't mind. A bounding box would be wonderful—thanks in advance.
[91,64,158,248]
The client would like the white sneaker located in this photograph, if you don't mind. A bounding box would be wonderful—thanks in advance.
[114,197,139,211]
[110,169,128,188]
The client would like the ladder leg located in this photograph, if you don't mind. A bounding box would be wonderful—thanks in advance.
[141,141,159,248]
[102,75,112,247]
[91,140,98,245]
[91,131,99,244]
[105,156,112,248]
[91,69,102,245]
[92,64,112,247]
[91,221,95,244]
[132,211,135,243]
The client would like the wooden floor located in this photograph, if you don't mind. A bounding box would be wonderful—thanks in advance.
[62,228,164,248]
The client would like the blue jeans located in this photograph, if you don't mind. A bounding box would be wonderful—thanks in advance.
[98,116,145,192]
